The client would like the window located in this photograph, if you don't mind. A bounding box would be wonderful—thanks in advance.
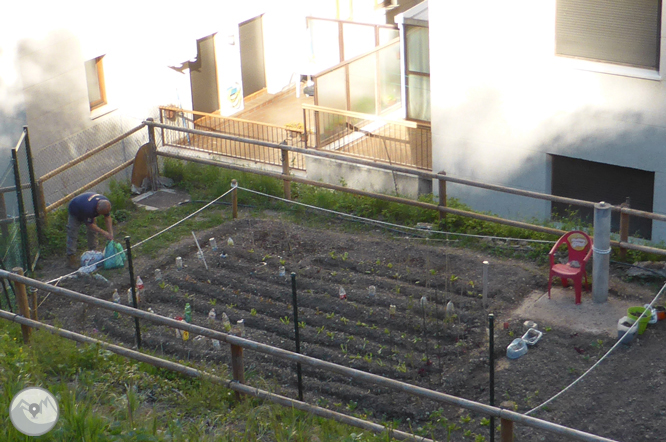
[85,56,106,110]
[405,25,430,121]
[556,0,661,70]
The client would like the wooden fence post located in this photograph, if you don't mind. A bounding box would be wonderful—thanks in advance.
[230,329,245,401]
[501,418,514,442]
[231,179,238,220]
[438,170,447,224]
[282,148,291,200]
[619,197,630,260]
[500,401,516,442]
[13,267,31,343]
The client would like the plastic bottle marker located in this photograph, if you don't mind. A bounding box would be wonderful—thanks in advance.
[339,287,347,300]
[184,303,192,323]
[210,238,218,251]
[368,286,376,297]
[155,269,162,281]
[176,257,183,270]
[279,266,286,277]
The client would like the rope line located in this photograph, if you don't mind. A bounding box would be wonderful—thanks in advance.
[525,282,666,415]
[238,187,556,244]
[45,187,235,285]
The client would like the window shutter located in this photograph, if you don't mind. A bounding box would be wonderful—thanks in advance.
[556,0,661,70]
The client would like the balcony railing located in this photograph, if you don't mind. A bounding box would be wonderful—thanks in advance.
[159,107,306,171]
[303,104,431,171]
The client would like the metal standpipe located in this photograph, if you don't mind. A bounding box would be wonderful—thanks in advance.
[592,202,611,303]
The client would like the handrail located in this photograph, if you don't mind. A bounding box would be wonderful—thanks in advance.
[303,103,424,129]
[0,269,619,442]
[148,120,666,225]
[0,310,432,442]
[307,16,399,29]
[39,124,145,183]
[159,106,303,133]
[312,37,400,78]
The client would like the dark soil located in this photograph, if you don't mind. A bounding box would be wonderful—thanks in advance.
[34,213,665,441]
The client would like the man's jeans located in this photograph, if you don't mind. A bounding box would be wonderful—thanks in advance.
[66,215,97,256]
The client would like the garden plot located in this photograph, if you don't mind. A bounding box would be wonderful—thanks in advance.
[37,217,665,441]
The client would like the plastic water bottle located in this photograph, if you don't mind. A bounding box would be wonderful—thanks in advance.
[136,276,144,301]
[221,312,231,332]
[420,296,428,307]
[208,308,216,324]
[237,319,245,337]
[339,287,347,300]
[279,266,286,277]
[112,289,120,318]
[212,339,221,349]
[389,304,397,316]
[176,257,183,270]
[227,237,234,247]
[210,238,218,251]
[127,288,137,304]
[445,301,455,318]
[184,303,192,323]
[155,269,162,281]
[368,286,376,298]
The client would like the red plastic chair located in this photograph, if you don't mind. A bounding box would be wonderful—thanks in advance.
[548,231,593,304]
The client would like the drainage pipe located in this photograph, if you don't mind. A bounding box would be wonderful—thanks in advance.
[593,202,611,303]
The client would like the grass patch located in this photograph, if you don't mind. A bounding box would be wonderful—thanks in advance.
[0,320,392,441]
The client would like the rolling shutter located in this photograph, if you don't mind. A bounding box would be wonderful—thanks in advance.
[556,0,661,69]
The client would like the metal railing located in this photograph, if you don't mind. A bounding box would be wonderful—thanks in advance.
[304,104,432,170]
[158,106,306,171]
[0,268,619,442]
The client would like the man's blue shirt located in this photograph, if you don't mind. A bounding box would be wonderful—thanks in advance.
[68,193,109,224]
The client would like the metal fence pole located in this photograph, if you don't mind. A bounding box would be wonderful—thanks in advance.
[23,126,44,247]
[230,328,245,401]
[291,272,304,401]
[11,149,30,272]
[231,179,238,220]
[125,236,142,349]
[12,267,31,343]
[282,148,291,200]
[0,257,13,313]
[438,171,447,224]
[489,313,495,442]
[0,193,8,239]
[593,202,611,303]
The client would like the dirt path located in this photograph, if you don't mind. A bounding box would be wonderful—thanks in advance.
[33,214,665,441]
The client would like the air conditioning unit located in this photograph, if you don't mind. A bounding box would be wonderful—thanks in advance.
[377,0,399,10]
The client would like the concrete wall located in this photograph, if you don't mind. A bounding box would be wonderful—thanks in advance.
[306,156,431,199]
[429,1,666,242]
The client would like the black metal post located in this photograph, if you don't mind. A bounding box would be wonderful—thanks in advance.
[291,272,303,401]
[125,236,142,349]
[22,127,44,248]
[11,149,30,273]
[0,256,14,312]
[489,313,495,442]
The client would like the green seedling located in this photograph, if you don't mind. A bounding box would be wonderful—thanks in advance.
[316,325,325,336]
[250,308,257,316]
[396,362,407,373]
[363,353,373,363]
[298,321,306,329]
[340,317,349,325]
[387,263,393,269]
[480,418,491,427]
[326,331,335,340]
[342,252,349,261]
[329,251,337,259]
[280,316,290,325]
[340,344,348,355]
[209,299,217,306]
[326,312,335,319]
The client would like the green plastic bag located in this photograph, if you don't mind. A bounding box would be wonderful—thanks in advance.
[103,240,126,270]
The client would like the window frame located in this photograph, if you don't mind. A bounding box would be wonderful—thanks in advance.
[85,55,107,111]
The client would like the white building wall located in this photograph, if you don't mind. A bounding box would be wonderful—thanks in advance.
[429,0,666,241]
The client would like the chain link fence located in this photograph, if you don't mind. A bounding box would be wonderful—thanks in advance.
[35,113,149,209]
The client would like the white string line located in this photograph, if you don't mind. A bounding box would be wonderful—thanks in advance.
[525,282,666,416]
[44,187,235,285]
[238,187,556,244]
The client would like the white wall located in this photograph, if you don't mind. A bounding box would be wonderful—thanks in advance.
[429,0,666,241]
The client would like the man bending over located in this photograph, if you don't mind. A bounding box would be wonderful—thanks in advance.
[66,192,113,268]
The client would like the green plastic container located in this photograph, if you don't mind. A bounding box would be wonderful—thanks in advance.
[627,307,651,335]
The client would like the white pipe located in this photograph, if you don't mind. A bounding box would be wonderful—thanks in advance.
[593,202,611,303]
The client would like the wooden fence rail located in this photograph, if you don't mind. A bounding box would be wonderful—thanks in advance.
[147,120,666,257]
[0,269,619,442]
